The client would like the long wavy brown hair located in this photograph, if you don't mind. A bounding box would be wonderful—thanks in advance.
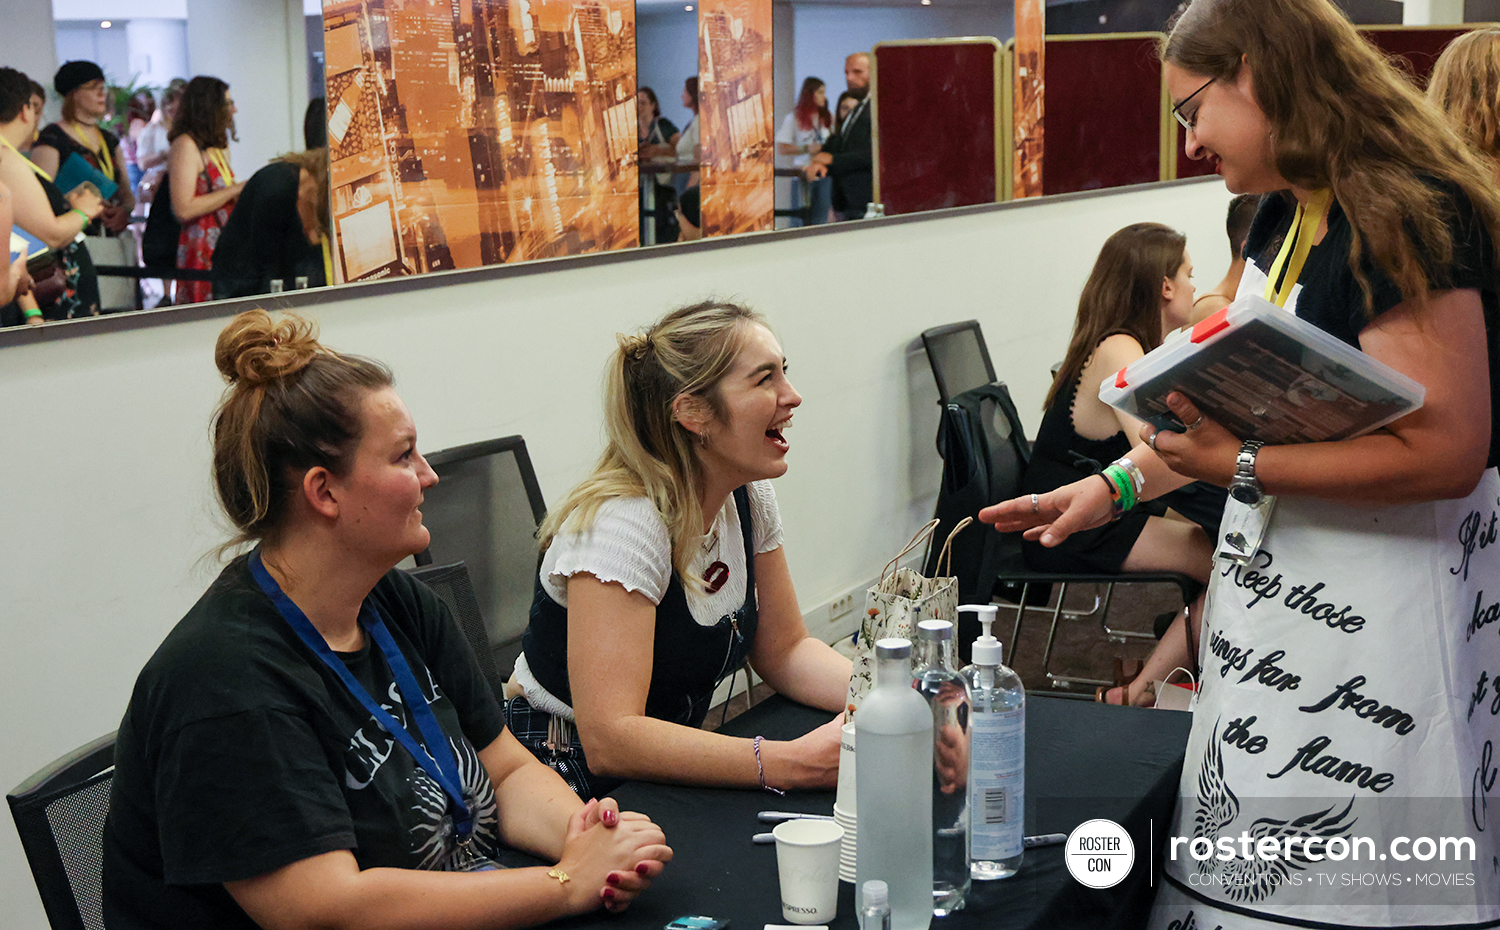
[1162,0,1500,312]
[1428,27,1500,165]
[169,75,236,150]
[1045,223,1186,411]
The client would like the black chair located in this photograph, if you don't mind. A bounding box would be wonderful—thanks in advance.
[920,319,998,405]
[948,381,1200,687]
[406,560,507,702]
[7,733,116,930]
[412,435,546,680]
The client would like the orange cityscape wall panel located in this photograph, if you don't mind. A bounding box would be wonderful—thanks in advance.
[323,0,638,282]
[1012,0,1045,199]
[697,0,774,237]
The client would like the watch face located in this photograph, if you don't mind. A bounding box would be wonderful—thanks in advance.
[1230,482,1262,505]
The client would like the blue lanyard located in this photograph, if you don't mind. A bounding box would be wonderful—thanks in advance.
[248,551,474,838]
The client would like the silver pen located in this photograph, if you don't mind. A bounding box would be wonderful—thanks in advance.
[757,810,836,823]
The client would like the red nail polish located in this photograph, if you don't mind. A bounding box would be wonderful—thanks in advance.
[603,888,616,901]
[636,863,650,875]
[604,810,618,825]
[606,873,620,886]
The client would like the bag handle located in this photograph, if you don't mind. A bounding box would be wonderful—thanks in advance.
[883,519,940,583]
[936,517,973,577]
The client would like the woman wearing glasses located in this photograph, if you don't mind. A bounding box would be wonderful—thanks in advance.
[984,1,1499,926]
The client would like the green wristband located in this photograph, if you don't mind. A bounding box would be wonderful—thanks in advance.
[23,306,43,319]
[71,207,90,223]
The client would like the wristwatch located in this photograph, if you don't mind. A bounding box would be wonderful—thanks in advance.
[1228,440,1266,505]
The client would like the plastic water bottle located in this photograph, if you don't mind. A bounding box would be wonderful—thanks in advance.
[861,880,892,930]
[913,619,971,915]
[958,605,1025,880]
[856,638,933,930]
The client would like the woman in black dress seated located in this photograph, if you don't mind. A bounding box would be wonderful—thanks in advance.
[1022,223,1221,705]
[505,301,852,799]
[103,310,670,930]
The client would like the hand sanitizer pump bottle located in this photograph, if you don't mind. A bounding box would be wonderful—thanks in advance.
[958,605,1026,880]
[856,638,933,930]
[913,619,971,915]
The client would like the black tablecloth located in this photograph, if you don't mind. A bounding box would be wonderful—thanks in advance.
[509,695,1191,930]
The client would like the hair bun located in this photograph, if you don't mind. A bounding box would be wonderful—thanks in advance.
[215,309,321,387]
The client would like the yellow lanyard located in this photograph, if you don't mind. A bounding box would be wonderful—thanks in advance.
[1263,189,1331,307]
[321,234,334,284]
[0,135,53,181]
[66,122,113,182]
[206,147,235,186]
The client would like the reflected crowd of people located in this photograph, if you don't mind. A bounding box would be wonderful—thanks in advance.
[2,60,331,327]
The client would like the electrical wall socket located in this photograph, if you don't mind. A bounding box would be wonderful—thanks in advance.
[828,592,858,621]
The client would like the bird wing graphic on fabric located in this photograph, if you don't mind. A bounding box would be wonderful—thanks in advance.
[1217,799,1359,902]
[1193,720,1239,876]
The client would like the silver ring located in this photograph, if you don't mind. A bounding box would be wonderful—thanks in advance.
[1185,416,1204,431]
[1030,493,1040,513]
[1148,431,1160,451]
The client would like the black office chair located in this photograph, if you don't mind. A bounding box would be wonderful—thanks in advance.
[7,732,116,930]
[406,560,507,702]
[920,319,999,405]
[413,435,547,681]
[939,380,1199,688]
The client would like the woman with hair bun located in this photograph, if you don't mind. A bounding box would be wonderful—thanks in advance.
[984,0,1500,925]
[103,310,670,930]
[506,301,852,799]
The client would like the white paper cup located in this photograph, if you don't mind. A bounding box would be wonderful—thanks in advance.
[773,819,845,924]
[835,722,857,814]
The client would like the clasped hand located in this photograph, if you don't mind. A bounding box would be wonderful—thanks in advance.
[559,797,673,914]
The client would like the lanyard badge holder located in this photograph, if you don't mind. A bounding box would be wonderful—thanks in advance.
[248,552,499,872]
[1216,190,1330,566]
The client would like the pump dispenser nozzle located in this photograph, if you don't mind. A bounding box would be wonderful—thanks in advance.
[958,604,1002,666]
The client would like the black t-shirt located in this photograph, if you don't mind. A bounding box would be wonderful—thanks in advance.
[102,557,507,930]
[1244,186,1500,468]
[36,122,123,237]
[211,161,326,300]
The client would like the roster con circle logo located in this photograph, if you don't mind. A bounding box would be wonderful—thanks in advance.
[1064,819,1135,889]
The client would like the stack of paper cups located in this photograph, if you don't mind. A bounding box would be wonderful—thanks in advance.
[834,721,857,882]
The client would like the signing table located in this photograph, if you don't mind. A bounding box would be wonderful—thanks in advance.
[505,695,1191,930]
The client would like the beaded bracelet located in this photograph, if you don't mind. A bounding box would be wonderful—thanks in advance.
[754,734,786,795]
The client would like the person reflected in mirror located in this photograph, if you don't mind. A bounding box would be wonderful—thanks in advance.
[0,176,35,310]
[676,77,701,189]
[102,310,672,930]
[135,78,183,199]
[123,90,154,199]
[211,149,330,300]
[804,53,872,221]
[505,301,853,799]
[675,185,701,241]
[777,77,833,226]
[1428,25,1500,177]
[0,70,104,324]
[168,75,246,305]
[303,96,327,150]
[637,87,680,245]
[1188,193,1259,324]
[1019,223,1218,706]
[31,60,135,236]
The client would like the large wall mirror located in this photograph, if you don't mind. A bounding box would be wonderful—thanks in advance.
[7,0,1495,326]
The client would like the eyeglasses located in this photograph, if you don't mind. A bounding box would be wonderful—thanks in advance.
[1171,77,1215,132]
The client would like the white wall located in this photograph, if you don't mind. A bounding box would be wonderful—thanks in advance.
[10,1,60,106]
[185,0,309,177]
[793,4,1014,103]
[126,17,190,88]
[0,177,1232,926]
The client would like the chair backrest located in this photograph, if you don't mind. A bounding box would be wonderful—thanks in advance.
[412,436,546,673]
[406,561,509,701]
[921,320,998,405]
[926,381,1039,597]
[7,733,117,930]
